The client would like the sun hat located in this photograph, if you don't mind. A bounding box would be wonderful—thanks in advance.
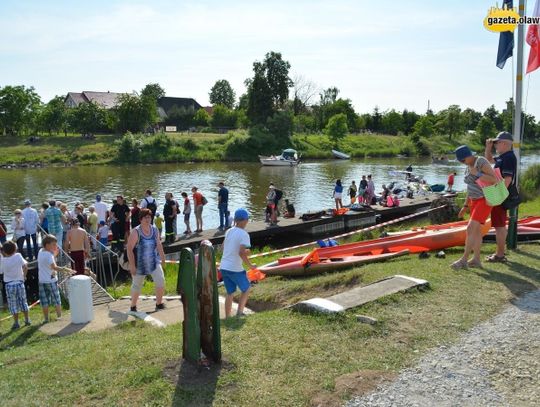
[455,145,474,162]
[494,131,513,142]
[234,208,250,221]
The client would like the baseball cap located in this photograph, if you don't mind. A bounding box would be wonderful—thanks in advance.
[99,220,105,225]
[455,145,474,162]
[494,131,513,142]
[234,208,250,221]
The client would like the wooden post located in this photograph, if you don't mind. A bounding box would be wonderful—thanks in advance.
[177,245,222,365]
[197,243,222,363]
[177,248,200,363]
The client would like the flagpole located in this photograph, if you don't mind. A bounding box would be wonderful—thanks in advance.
[508,0,526,249]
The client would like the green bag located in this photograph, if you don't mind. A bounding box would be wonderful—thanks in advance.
[481,181,509,206]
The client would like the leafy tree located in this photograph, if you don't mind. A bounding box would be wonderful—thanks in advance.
[38,96,68,135]
[437,105,462,140]
[246,63,274,125]
[323,99,358,131]
[209,79,236,109]
[262,51,292,108]
[115,94,156,133]
[461,107,482,130]
[0,85,41,136]
[193,108,210,127]
[140,83,165,102]
[325,113,348,145]
[293,114,318,133]
[476,116,496,145]
[210,105,238,129]
[381,109,404,135]
[237,93,249,111]
[413,116,434,138]
[320,87,339,106]
[370,106,382,132]
[401,109,420,135]
[266,111,293,140]
[69,101,108,134]
[483,105,503,131]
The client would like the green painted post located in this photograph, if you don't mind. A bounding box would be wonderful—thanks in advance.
[507,206,518,249]
[177,248,200,363]
[197,243,222,363]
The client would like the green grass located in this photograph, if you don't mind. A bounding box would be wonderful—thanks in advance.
[291,133,415,158]
[1,242,539,406]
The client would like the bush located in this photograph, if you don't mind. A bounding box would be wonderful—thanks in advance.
[521,163,540,201]
[117,132,143,161]
[325,113,348,146]
[148,133,172,150]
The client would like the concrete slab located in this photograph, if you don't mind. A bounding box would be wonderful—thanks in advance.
[291,275,429,314]
[38,296,252,337]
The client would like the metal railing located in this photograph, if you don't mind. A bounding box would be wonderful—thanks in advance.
[37,224,118,299]
[87,233,119,294]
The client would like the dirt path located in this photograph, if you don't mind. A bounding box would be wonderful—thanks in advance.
[346,290,540,407]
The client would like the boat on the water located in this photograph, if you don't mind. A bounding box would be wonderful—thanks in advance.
[258,250,408,277]
[432,156,450,164]
[259,148,300,166]
[331,149,351,160]
[429,184,446,192]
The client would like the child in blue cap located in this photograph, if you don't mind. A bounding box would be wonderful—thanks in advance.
[220,208,257,317]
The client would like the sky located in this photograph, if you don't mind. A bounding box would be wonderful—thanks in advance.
[1,0,539,117]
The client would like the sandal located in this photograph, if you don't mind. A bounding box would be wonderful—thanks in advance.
[486,254,507,263]
[450,259,468,270]
[467,259,483,269]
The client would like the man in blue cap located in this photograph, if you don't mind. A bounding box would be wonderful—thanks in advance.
[219,208,257,318]
[484,132,517,262]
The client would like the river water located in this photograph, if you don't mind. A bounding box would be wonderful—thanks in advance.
[1,154,539,234]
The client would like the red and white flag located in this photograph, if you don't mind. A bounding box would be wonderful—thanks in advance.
[526,0,540,73]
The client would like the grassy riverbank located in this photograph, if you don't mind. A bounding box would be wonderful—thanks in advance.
[1,199,539,406]
[2,131,539,166]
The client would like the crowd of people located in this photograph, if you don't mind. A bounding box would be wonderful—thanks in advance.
[333,174,404,210]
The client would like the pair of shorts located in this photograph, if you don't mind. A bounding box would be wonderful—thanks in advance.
[469,197,491,224]
[491,205,508,228]
[6,281,29,314]
[184,213,191,222]
[39,282,62,307]
[131,264,165,293]
[334,192,343,200]
[220,269,250,295]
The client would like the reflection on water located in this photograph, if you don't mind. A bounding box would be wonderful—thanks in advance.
[0,154,538,234]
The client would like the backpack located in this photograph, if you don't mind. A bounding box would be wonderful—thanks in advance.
[201,195,208,206]
[275,189,283,201]
[145,197,157,215]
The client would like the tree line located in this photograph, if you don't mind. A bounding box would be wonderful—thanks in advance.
[1,51,539,150]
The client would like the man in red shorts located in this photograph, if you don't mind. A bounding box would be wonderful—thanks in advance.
[484,132,517,262]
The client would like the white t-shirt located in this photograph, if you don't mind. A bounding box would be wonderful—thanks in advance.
[140,196,156,209]
[0,253,27,282]
[94,201,109,223]
[38,249,57,283]
[220,227,250,272]
[98,225,109,239]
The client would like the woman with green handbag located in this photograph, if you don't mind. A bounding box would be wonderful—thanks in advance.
[451,145,498,270]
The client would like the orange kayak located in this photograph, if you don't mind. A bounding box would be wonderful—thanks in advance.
[258,250,409,277]
[299,221,492,266]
